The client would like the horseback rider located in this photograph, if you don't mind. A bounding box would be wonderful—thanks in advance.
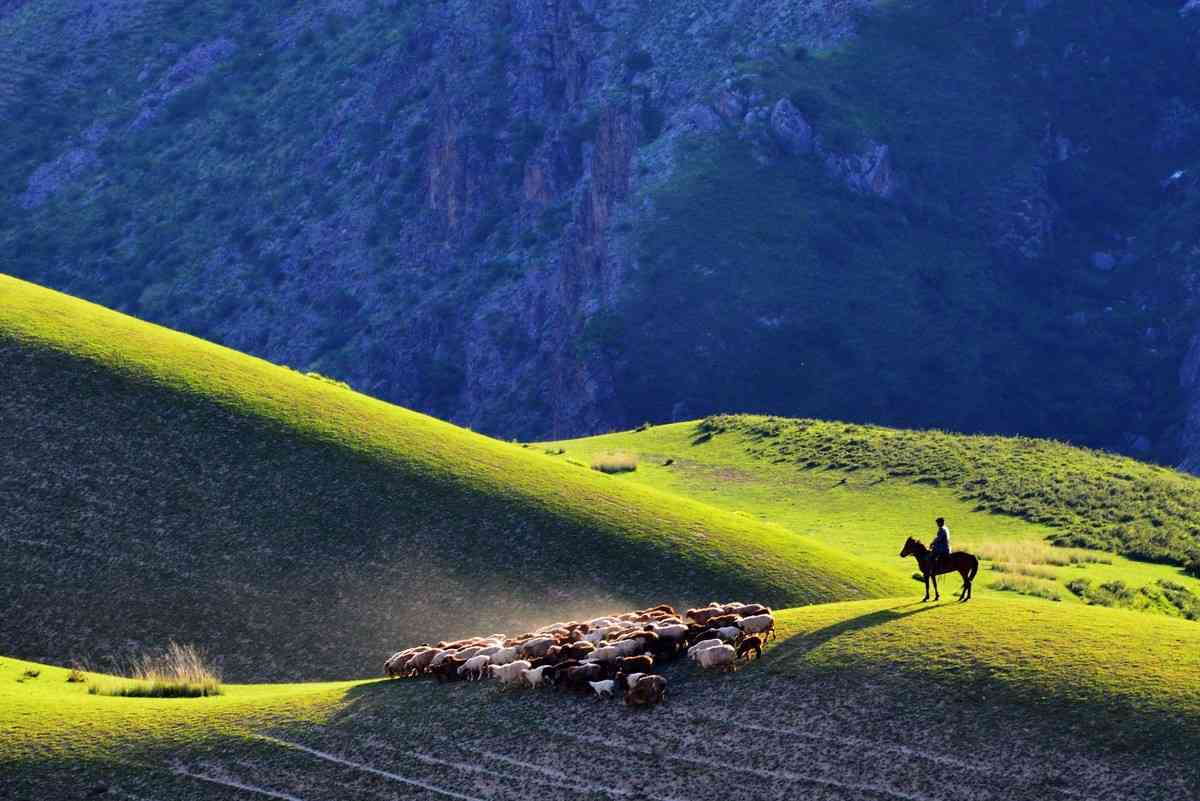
[929,517,951,572]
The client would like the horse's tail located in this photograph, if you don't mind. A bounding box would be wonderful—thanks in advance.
[966,555,979,586]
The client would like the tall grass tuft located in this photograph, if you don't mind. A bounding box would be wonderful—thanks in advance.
[973,541,1111,567]
[989,575,1062,602]
[990,562,1059,581]
[590,452,638,474]
[88,642,222,698]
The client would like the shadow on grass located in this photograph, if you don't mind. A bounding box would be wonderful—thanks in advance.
[766,603,940,668]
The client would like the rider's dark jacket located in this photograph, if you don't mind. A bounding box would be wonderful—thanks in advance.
[931,526,951,556]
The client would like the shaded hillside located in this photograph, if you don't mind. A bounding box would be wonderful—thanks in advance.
[2,1,1200,464]
[0,276,904,681]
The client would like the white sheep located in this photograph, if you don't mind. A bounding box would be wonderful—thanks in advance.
[687,639,722,660]
[489,646,520,666]
[588,679,616,699]
[613,639,644,657]
[652,624,688,644]
[696,643,736,671]
[524,665,553,689]
[459,654,491,681]
[519,637,555,660]
[476,645,502,657]
[489,660,532,686]
[736,613,776,640]
[587,645,622,663]
[713,626,742,643]
[455,646,482,661]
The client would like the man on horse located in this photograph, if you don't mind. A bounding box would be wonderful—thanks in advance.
[930,517,951,573]
[900,522,977,602]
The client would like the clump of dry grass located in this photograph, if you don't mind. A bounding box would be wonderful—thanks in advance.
[590,452,638,474]
[990,562,1059,581]
[88,643,222,698]
[989,575,1062,602]
[972,541,1111,567]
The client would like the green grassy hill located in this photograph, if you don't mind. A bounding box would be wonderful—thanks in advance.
[547,416,1200,616]
[7,275,1200,798]
[5,596,1198,800]
[0,274,906,681]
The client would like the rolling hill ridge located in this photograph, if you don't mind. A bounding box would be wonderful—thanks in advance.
[0,274,904,681]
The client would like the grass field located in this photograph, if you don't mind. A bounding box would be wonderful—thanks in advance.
[4,595,1197,799]
[6,273,1200,798]
[0,274,905,682]
[545,419,1200,615]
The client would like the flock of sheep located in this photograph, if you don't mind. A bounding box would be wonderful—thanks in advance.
[383,601,775,707]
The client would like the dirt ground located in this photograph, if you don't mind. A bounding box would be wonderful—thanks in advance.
[125,668,1197,801]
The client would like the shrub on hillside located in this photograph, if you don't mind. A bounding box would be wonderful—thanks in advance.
[1186,550,1200,579]
[88,643,222,698]
[591,452,638,474]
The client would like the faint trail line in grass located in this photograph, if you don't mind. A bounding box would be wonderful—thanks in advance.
[110,792,167,801]
[256,736,487,801]
[459,747,576,782]
[172,769,308,801]
[412,751,637,799]
[688,713,993,773]
[562,732,935,801]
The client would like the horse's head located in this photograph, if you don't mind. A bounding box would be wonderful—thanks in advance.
[899,537,918,558]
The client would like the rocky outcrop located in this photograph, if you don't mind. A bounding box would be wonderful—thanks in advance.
[770,98,814,156]
[19,147,97,209]
[989,165,1059,269]
[817,139,897,198]
[131,37,237,130]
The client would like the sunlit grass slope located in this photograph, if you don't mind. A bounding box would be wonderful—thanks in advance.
[546,417,1200,613]
[770,596,1200,745]
[4,596,1197,796]
[0,275,906,681]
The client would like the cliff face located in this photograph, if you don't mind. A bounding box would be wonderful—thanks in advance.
[4,0,1200,461]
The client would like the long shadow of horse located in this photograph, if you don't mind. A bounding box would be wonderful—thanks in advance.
[765,603,940,668]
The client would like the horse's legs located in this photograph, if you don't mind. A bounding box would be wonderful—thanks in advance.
[931,573,940,601]
[922,573,930,602]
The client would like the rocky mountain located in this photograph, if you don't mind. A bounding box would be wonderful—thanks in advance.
[3,0,1200,463]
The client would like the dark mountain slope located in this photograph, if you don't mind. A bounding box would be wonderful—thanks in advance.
[3,0,1200,463]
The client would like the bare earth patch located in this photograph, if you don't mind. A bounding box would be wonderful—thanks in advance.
[146,670,1193,801]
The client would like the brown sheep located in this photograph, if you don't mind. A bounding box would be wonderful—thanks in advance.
[619,655,654,675]
[641,604,678,617]
[704,614,741,630]
[563,663,604,692]
[432,656,467,682]
[624,675,667,707]
[736,635,763,661]
[686,607,725,626]
[550,659,582,688]
[562,642,596,661]
[408,648,440,675]
[732,603,770,618]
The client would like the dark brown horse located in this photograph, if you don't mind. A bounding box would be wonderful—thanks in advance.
[900,537,978,602]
